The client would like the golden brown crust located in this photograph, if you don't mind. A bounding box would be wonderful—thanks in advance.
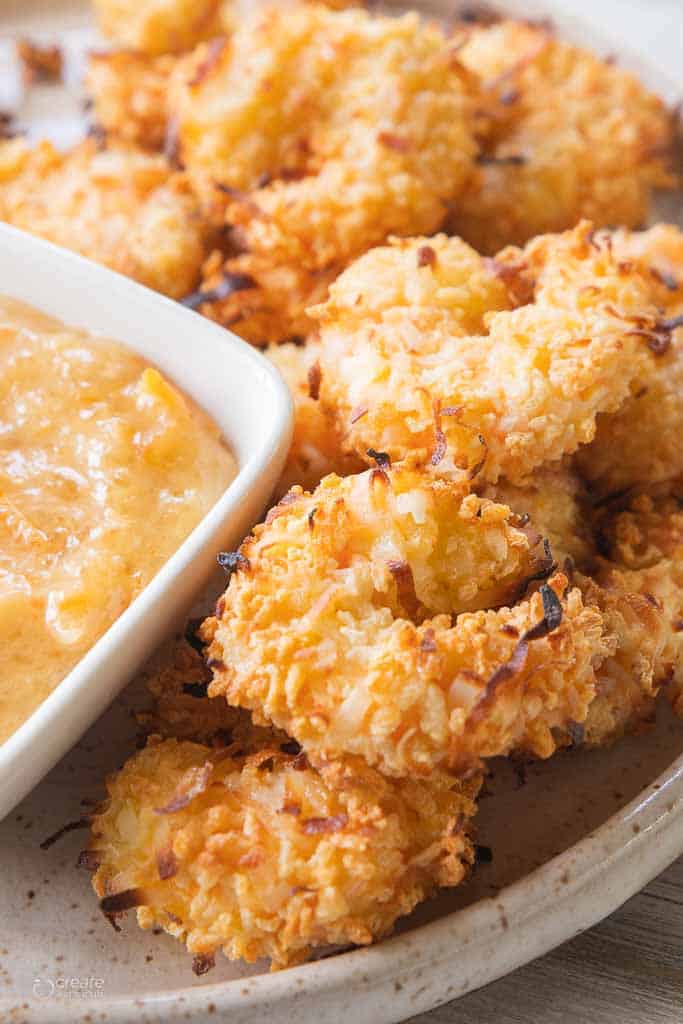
[169,5,480,342]
[479,466,594,571]
[265,341,365,498]
[92,0,227,55]
[202,465,611,777]
[0,139,211,298]
[571,569,669,746]
[588,486,683,718]
[136,636,287,748]
[89,737,477,968]
[316,225,665,484]
[86,51,178,150]
[449,20,674,252]
[576,225,683,497]
[92,0,359,56]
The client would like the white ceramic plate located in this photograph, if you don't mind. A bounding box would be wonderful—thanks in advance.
[0,225,293,821]
[0,2,682,1023]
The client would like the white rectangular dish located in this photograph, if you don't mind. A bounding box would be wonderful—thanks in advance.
[0,224,293,821]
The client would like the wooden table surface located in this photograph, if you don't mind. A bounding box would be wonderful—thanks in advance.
[410,858,683,1023]
[412,2,683,1021]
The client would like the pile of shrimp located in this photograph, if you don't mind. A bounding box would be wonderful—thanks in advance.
[2,2,669,344]
[88,225,683,971]
[7,0,678,976]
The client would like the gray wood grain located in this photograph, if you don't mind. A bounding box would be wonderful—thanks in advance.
[410,858,683,1023]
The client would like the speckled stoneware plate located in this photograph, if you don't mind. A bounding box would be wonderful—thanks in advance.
[1,2,682,1022]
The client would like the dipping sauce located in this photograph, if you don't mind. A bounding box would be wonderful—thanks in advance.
[0,297,236,743]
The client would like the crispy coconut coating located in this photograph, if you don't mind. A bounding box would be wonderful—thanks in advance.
[194,247,340,347]
[592,486,683,716]
[572,568,669,745]
[265,341,365,499]
[316,224,667,484]
[577,225,683,497]
[480,466,594,571]
[86,51,177,151]
[173,6,475,197]
[201,465,611,776]
[596,483,683,571]
[0,139,209,299]
[92,0,355,55]
[137,635,288,747]
[92,0,227,55]
[89,738,477,969]
[171,5,479,343]
[449,20,674,253]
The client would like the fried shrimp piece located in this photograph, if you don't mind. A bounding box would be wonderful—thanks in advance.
[0,139,209,298]
[92,0,356,55]
[89,737,477,969]
[136,635,288,747]
[265,342,365,499]
[85,51,177,150]
[596,483,683,571]
[480,466,594,570]
[194,247,339,347]
[173,7,475,195]
[576,225,683,497]
[172,5,479,343]
[449,20,673,253]
[587,486,683,719]
[201,465,611,777]
[571,568,669,746]
[316,224,667,484]
[92,0,227,55]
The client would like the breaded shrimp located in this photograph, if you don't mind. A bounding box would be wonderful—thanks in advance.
[480,466,594,570]
[171,5,479,343]
[0,139,210,298]
[581,481,683,729]
[88,737,477,969]
[92,0,356,55]
[92,0,227,55]
[265,342,365,499]
[195,246,341,347]
[201,465,611,777]
[136,635,288,747]
[449,20,674,253]
[316,225,668,484]
[596,483,683,571]
[85,51,177,150]
[572,568,669,745]
[577,225,683,497]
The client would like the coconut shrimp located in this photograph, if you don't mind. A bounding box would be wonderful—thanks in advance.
[449,20,673,253]
[577,225,683,497]
[88,737,477,969]
[201,464,611,778]
[592,485,683,717]
[316,224,669,485]
[0,138,210,299]
[265,342,365,499]
[169,4,479,343]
